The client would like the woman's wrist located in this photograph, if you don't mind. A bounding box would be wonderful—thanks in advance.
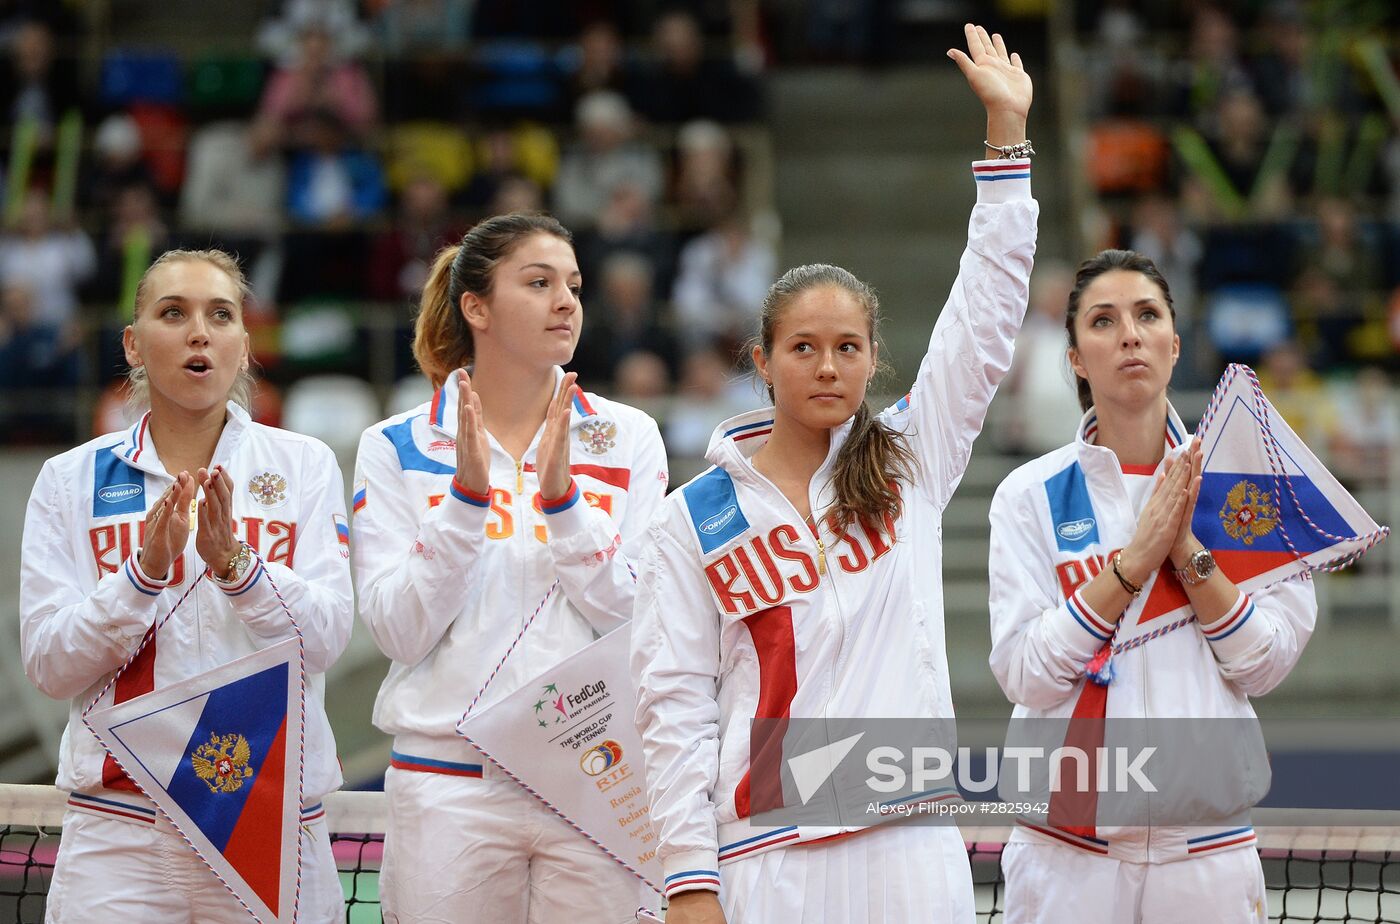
[1115,548,1151,589]
[984,110,1029,151]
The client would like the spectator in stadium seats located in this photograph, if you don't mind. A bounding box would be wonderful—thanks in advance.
[179,121,287,236]
[670,209,776,353]
[611,348,672,425]
[0,19,81,154]
[0,281,78,388]
[257,0,370,64]
[368,174,463,302]
[996,261,1083,457]
[569,249,678,385]
[81,114,155,217]
[486,174,544,216]
[1256,338,1335,449]
[1330,367,1399,487]
[461,127,534,214]
[1086,65,1170,199]
[629,9,761,123]
[369,0,471,53]
[1177,88,1296,223]
[252,22,378,157]
[1164,5,1253,124]
[87,184,171,307]
[285,108,387,226]
[561,19,630,109]
[574,180,677,296]
[1246,2,1313,119]
[0,188,94,329]
[672,119,741,231]
[663,343,752,458]
[1129,195,1208,386]
[553,90,663,228]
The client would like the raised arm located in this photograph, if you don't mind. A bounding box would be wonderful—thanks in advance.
[882,25,1038,508]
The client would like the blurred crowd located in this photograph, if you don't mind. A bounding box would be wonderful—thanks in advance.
[998,0,1399,494]
[0,0,774,457]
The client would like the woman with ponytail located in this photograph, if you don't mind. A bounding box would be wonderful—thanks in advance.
[351,212,668,922]
[630,25,1037,924]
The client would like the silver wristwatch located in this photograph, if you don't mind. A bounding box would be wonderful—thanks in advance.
[1173,547,1216,586]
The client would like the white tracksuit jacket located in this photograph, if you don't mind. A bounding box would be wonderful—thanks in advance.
[352,368,668,772]
[631,160,1037,899]
[988,405,1318,862]
[20,403,353,824]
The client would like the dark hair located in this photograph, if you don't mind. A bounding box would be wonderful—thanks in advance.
[413,212,573,388]
[1065,249,1176,412]
[758,263,915,536]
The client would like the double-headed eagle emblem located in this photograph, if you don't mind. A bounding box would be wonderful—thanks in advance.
[191,731,254,794]
[1219,479,1279,544]
[578,420,618,456]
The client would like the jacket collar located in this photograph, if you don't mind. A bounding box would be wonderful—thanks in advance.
[705,406,857,487]
[427,366,597,437]
[1075,401,1190,461]
[110,401,252,477]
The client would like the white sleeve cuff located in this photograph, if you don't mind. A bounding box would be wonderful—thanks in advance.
[1202,591,1270,662]
[1045,588,1115,662]
[661,848,722,898]
[972,158,1032,203]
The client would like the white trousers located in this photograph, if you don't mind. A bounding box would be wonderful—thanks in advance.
[717,823,976,924]
[1001,840,1268,924]
[46,809,344,923]
[381,767,653,924]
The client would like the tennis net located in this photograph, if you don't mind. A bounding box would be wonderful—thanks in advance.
[1,784,1395,922]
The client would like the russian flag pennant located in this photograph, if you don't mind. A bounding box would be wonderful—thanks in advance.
[1127,364,1389,640]
[85,637,306,923]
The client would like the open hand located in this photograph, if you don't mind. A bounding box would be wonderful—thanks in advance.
[947,23,1032,123]
[454,368,491,495]
[138,471,196,580]
[537,372,578,502]
[1169,438,1205,567]
[196,465,242,579]
[1120,454,1193,585]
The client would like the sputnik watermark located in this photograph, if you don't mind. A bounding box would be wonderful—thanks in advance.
[863,745,1158,796]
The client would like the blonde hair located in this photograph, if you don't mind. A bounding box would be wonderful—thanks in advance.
[413,212,573,388]
[127,248,256,411]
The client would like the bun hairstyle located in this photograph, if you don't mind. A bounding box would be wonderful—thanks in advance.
[758,263,915,536]
[1064,249,1176,412]
[128,248,255,410]
[413,212,573,388]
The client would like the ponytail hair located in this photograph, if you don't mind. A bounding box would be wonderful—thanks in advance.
[413,212,573,388]
[758,263,916,536]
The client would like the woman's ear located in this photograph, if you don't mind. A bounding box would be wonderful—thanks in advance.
[751,343,769,385]
[122,325,141,368]
[1067,346,1086,380]
[460,291,489,332]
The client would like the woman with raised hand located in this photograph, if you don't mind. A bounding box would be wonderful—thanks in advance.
[630,25,1036,924]
[20,249,353,922]
[987,250,1317,924]
[352,212,668,923]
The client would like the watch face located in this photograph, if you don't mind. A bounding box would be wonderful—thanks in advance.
[1192,548,1216,578]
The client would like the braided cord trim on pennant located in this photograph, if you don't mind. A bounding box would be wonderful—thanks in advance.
[453,581,662,896]
[80,552,308,923]
[1239,365,1390,572]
